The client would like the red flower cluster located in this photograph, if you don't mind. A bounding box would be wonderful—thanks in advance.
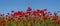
[0,7,60,26]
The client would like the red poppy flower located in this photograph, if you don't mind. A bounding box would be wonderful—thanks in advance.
[26,11,31,15]
[39,10,45,14]
[25,14,29,19]
[32,10,37,16]
[7,17,11,21]
[18,11,24,16]
[24,12,29,15]
[18,17,20,20]
[27,7,32,11]
[57,20,60,25]
[52,17,57,21]
[2,19,6,24]
[11,14,15,17]
[37,13,41,18]
[43,16,48,20]
[11,17,14,20]
[13,12,19,16]
[37,9,41,12]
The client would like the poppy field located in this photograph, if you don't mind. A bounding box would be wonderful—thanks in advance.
[0,7,60,26]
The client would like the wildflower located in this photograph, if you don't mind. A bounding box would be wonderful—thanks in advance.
[13,12,19,16]
[54,12,57,16]
[1,18,6,24]
[37,9,45,15]
[11,10,14,13]
[52,17,57,21]
[1,18,6,26]
[27,11,31,15]
[25,15,29,19]
[27,7,32,11]
[37,9,41,13]
[39,10,45,14]
[32,10,37,16]
[37,14,41,18]
[18,11,24,16]
[43,8,47,11]
[11,17,14,21]
[57,20,60,25]
[7,16,11,21]
[50,13,52,15]
[11,14,15,17]
[43,16,48,20]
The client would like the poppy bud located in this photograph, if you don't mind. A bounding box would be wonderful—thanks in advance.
[11,10,14,13]
[44,8,47,11]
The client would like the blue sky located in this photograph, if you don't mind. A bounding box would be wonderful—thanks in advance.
[0,0,60,15]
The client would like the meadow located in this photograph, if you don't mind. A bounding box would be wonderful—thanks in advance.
[0,7,60,26]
